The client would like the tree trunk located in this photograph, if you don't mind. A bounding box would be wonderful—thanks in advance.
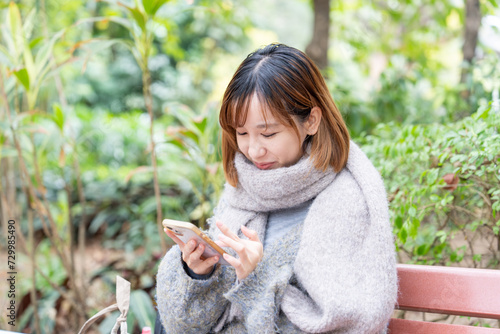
[460,0,481,87]
[306,0,331,71]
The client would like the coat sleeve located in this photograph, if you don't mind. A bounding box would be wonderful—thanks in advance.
[155,242,235,333]
[281,170,398,334]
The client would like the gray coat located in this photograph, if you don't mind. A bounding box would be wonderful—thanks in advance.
[156,142,398,333]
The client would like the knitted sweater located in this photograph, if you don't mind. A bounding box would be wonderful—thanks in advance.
[156,141,398,333]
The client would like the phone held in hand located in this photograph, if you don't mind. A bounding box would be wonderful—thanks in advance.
[162,219,230,266]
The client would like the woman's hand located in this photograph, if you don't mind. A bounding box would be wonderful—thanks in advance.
[164,228,219,276]
[216,221,263,280]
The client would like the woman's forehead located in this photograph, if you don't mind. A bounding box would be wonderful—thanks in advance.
[235,96,275,127]
[230,92,293,129]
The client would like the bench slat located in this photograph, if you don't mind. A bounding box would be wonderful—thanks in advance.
[389,318,500,334]
[397,264,500,319]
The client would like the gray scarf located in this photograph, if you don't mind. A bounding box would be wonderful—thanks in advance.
[210,142,397,333]
[218,151,336,241]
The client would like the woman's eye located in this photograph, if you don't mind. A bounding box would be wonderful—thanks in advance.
[262,133,277,138]
[236,132,247,136]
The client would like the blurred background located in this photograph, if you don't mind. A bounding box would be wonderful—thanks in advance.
[0,0,499,332]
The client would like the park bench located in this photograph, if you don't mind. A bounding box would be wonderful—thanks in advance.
[388,264,500,333]
[152,263,500,334]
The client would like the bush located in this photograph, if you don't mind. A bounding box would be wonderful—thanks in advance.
[359,102,500,268]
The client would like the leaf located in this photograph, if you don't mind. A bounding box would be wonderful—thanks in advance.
[29,36,44,49]
[426,169,439,185]
[119,2,147,31]
[8,2,24,57]
[22,9,36,40]
[435,230,447,243]
[180,128,200,145]
[193,115,208,133]
[166,138,186,150]
[409,218,420,238]
[398,227,408,244]
[52,104,65,131]
[35,28,66,77]
[129,290,155,329]
[143,0,170,16]
[416,244,429,256]
[408,205,417,218]
[89,210,111,234]
[13,68,30,90]
[395,216,403,229]
[74,16,133,32]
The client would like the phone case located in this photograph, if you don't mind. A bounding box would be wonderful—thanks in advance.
[162,219,230,266]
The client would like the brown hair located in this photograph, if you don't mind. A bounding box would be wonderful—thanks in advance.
[219,44,350,187]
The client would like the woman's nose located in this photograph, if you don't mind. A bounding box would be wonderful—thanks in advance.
[248,140,266,160]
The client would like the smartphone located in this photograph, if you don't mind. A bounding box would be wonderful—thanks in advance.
[162,219,230,266]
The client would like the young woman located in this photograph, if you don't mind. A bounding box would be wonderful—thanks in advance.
[156,44,397,333]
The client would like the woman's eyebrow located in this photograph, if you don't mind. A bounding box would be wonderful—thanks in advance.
[256,123,280,129]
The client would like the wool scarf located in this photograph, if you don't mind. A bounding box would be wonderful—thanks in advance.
[209,141,397,333]
[216,148,336,241]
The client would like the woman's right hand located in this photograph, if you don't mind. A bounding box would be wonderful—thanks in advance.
[164,228,219,275]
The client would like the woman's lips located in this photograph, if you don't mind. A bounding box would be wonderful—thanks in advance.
[254,162,275,170]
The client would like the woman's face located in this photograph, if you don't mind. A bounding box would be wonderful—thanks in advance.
[235,96,313,170]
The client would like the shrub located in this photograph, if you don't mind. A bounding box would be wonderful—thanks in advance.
[359,102,500,268]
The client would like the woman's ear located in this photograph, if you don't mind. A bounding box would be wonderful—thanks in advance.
[306,107,322,135]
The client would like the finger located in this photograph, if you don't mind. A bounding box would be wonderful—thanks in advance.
[182,239,197,258]
[215,239,229,248]
[223,253,242,269]
[165,229,186,248]
[204,255,220,267]
[219,234,245,254]
[191,243,205,261]
[241,225,260,242]
[216,221,239,240]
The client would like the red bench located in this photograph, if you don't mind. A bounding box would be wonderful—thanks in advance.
[389,264,500,333]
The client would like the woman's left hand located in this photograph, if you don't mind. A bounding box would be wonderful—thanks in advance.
[216,221,263,281]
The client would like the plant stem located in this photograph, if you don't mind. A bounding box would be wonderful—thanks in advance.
[142,61,166,253]
[14,214,87,320]
[11,124,88,320]
[73,147,89,312]
[1,66,43,333]
[0,68,16,232]
[42,0,89,315]
[28,206,42,334]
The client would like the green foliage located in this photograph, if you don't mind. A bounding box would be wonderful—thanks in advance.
[17,240,67,333]
[359,102,500,267]
[0,2,67,110]
[165,102,225,227]
[67,0,251,114]
[328,0,500,137]
[129,289,156,329]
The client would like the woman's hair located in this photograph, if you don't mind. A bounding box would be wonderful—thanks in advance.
[219,43,350,186]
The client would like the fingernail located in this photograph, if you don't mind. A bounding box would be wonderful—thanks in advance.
[214,256,219,262]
